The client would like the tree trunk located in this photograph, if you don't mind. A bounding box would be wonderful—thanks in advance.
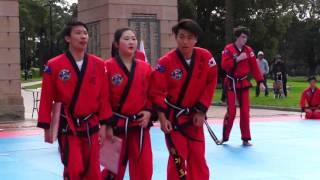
[225,0,234,43]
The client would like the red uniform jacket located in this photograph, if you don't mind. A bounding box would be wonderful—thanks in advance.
[136,50,146,62]
[300,87,320,110]
[222,43,263,89]
[38,52,112,132]
[105,57,153,127]
[150,48,218,138]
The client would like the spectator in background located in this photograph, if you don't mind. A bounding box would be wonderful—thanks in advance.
[300,76,320,119]
[256,51,269,97]
[272,54,288,97]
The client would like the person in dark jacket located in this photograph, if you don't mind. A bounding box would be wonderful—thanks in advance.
[272,54,287,97]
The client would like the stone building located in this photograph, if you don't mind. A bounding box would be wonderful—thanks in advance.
[78,0,178,65]
[0,0,24,120]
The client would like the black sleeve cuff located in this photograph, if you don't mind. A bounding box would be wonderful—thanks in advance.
[102,115,118,127]
[257,80,264,86]
[37,122,50,130]
[143,108,153,114]
[153,104,168,113]
[194,102,208,113]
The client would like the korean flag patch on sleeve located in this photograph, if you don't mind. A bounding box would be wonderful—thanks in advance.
[250,51,255,58]
[208,57,216,68]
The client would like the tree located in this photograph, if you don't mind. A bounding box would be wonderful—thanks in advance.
[19,0,77,72]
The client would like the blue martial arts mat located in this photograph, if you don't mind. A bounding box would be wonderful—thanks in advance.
[0,120,319,180]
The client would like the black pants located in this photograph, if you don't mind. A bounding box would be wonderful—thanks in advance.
[283,80,287,96]
[256,75,269,96]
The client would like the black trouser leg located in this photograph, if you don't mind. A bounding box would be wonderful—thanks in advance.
[264,75,269,96]
[256,84,260,97]
[283,81,287,96]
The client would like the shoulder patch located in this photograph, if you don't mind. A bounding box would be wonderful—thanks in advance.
[155,64,166,73]
[208,57,216,68]
[222,49,230,55]
[43,65,52,74]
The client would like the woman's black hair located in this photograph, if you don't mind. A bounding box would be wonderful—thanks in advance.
[111,27,134,57]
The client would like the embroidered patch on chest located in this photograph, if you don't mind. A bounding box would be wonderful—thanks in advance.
[112,74,123,86]
[171,69,183,80]
[59,69,71,81]
[307,92,312,97]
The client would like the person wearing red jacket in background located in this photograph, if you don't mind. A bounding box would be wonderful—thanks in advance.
[150,19,218,180]
[300,76,320,119]
[220,26,265,146]
[102,28,154,180]
[37,21,113,179]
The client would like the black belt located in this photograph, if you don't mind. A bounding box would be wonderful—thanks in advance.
[113,112,144,155]
[165,99,202,142]
[73,113,96,127]
[165,134,186,180]
[64,124,99,137]
[165,98,219,145]
[165,98,194,118]
[61,112,97,146]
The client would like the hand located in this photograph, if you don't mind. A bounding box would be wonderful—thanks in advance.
[44,129,53,144]
[98,125,107,145]
[236,52,247,62]
[259,83,266,92]
[138,111,151,128]
[304,107,312,112]
[193,112,206,127]
[159,117,173,134]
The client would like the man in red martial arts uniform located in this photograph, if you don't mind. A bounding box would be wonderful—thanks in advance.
[101,28,153,180]
[300,76,320,119]
[220,26,265,146]
[38,21,113,179]
[150,19,218,180]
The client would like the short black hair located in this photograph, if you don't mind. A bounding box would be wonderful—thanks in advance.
[308,76,317,82]
[62,21,88,38]
[233,26,250,38]
[61,21,88,48]
[172,19,202,37]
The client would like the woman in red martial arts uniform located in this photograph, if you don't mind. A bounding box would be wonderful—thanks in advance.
[102,28,154,180]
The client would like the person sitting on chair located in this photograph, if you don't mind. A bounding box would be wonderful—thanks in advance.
[300,76,320,120]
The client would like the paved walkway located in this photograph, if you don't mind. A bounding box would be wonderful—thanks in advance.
[21,80,42,88]
[0,80,301,131]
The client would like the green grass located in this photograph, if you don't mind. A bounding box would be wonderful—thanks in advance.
[21,67,42,83]
[20,76,307,108]
[213,79,307,108]
[21,77,42,83]
[23,83,42,89]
